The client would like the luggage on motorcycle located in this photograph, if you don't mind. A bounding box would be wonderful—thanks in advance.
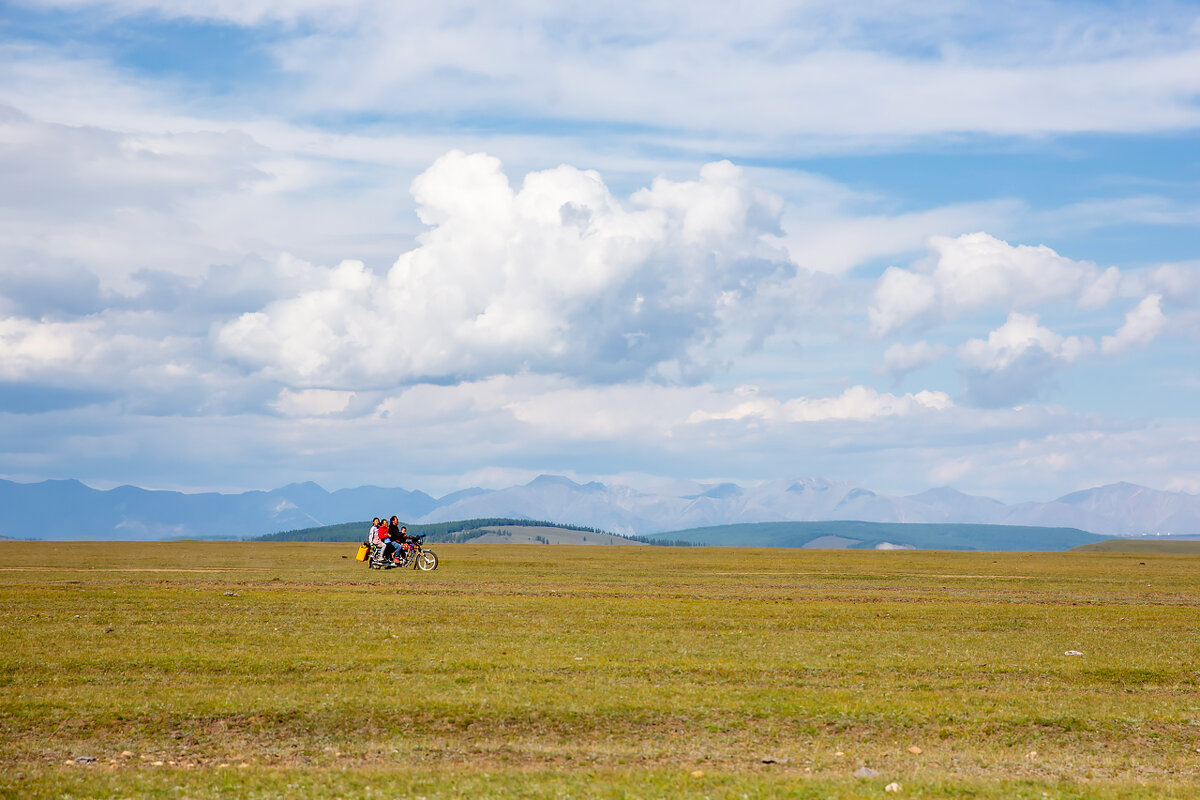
[355,543,369,562]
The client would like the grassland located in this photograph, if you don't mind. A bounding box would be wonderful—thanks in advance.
[2,542,1199,799]
[1071,539,1200,554]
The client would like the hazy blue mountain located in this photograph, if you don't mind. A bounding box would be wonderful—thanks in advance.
[0,478,439,540]
[901,487,1008,523]
[1051,482,1200,535]
[418,476,1022,534]
[419,475,665,533]
[996,482,1200,535]
[419,475,1200,536]
[2,474,1197,541]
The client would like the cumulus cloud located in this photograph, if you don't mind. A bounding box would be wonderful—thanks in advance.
[959,313,1094,371]
[217,152,798,387]
[869,232,1122,334]
[1101,294,1166,356]
[957,312,1095,407]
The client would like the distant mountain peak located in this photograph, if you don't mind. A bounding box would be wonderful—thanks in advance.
[527,474,602,490]
[1056,482,1151,504]
[908,486,1003,505]
[787,479,833,494]
[686,482,744,500]
[280,481,326,491]
[528,474,576,486]
[436,487,489,504]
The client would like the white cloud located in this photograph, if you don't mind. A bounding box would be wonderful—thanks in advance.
[1101,294,1166,356]
[880,340,950,377]
[959,312,1093,371]
[9,3,1200,151]
[1147,263,1200,305]
[272,388,355,417]
[781,200,1021,276]
[783,386,953,421]
[1042,196,1200,232]
[0,102,438,296]
[240,7,1200,140]
[870,232,1121,334]
[0,106,265,291]
[869,266,940,335]
[217,152,799,387]
[957,312,1095,407]
[15,370,1190,503]
[686,384,953,425]
[0,316,100,380]
[3,3,1199,502]
[14,0,353,27]
[0,307,262,415]
[373,377,952,445]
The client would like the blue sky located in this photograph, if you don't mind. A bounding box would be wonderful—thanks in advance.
[0,0,1197,501]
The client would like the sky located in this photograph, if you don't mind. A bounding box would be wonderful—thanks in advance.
[0,0,1198,501]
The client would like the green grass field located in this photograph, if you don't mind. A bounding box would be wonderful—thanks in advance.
[3,542,1199,799]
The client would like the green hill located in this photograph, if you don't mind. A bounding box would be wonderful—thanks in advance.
[1071,539,1200,554]
[459,525,646,545]
[649,520,1109,551]
[254,518,611,543]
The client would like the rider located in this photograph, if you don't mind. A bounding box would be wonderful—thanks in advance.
[386,516,412,565]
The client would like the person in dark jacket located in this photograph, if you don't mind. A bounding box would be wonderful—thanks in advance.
[386,516,406,565]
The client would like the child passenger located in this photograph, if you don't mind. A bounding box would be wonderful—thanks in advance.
[366,518,386,558]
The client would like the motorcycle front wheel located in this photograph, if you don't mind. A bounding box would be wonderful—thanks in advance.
[415,550,438,571]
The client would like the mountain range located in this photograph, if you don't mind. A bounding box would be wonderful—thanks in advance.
[2,474,1199,542]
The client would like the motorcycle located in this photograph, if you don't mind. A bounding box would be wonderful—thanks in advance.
[365,534,438,571]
